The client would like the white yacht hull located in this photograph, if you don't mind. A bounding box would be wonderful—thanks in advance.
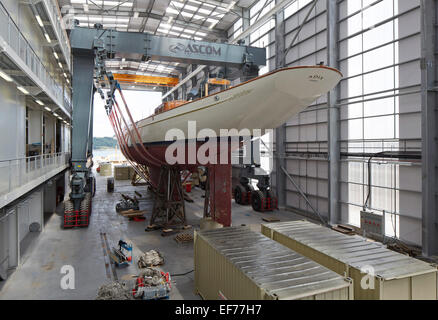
[132,65,342,145]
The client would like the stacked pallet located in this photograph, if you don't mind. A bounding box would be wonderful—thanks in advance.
[99,162,112,176]
[261,220,438,300]
[114,165,131,180]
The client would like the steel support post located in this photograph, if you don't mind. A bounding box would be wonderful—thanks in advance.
[327,0,340,225]
[242,7,251,45]
[87,92,94,157]
[208,164,232,227]
[275,5,287,209]
[70,52,95,209]
[71,53,95,172]
[421,0,438,257]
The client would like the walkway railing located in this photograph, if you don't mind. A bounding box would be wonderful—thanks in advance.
[43,0,72,71]
[0,3,71,114]
[0,152,70,196]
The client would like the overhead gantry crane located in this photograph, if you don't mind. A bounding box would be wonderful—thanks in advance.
[64,25,266,228]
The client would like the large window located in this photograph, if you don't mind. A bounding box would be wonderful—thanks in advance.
[339,0,422,244]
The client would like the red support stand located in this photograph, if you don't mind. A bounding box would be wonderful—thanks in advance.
[208,164,232,227]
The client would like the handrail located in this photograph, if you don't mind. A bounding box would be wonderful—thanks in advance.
[0,152,70,196]
[0,152,69,164]
[0,2,71,113]
[44,0,72,70]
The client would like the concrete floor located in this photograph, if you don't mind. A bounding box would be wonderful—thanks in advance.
[0,171,301,300]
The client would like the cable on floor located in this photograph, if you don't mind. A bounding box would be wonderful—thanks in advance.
[171,269,194,277]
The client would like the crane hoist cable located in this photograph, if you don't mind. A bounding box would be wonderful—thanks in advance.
[113,84,166,167]
[109,107,152,183]
[100,77,167,188]
[108,107,154,187]
[112,97,157,166]
[111,93,162,167]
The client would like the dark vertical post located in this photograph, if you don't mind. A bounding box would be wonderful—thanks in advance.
[421,0,438,256]
[327,0,340,225]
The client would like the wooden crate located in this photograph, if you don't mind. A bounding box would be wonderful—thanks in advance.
[99,162,112,176]
[114,165,130,180]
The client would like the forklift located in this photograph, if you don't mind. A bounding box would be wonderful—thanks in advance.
[233,138,277,212]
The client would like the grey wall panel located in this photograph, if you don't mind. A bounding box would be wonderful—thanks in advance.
[0,79,26,161]
[17,199,29,242]
[28,109,42,145]
[399,216,421,246]
[29,191,43,228]
[1,0,64,85]
[399,113,421,139]
[228,0,424,246]
[0,210,8,279]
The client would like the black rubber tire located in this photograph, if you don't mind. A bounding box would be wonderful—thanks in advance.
[251,190,265,212]
[267,190,275,200]
[63,200,73,229]
[79,194,91,227]
[234,185,246,205]
[79,199,87,227]
[107,177,114,193]
[266,190,277,210]
[92,177,96,197]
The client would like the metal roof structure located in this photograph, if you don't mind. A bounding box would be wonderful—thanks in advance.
[59,0,259,80]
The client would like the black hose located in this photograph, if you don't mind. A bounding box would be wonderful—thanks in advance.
[364,152,389,209]
[171,269,194,277]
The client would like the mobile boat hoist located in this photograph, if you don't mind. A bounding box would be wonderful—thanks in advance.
[64,26,271,228]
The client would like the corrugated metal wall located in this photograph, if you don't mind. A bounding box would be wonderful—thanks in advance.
[227,0,423,246]
[337,0,422,245]
[275,0,331,228]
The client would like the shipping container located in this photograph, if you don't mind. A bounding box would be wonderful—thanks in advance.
[194,227,353,300]
[261,220,438,300]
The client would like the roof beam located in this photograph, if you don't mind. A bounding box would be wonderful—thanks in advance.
[106,67,179,78]
[71,8,228,39]
[105,59,187,72]
[233,0,293,43]
[162,0,294,100]
[202,0,242,10]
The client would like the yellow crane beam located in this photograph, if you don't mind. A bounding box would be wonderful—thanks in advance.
[208,78,231,86]
[112,74,179,87]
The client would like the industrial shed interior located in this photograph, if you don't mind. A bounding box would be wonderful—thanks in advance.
[0,0,437,302]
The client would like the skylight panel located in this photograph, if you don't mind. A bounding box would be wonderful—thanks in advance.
[180,11,193,19]
[185,4,198,11]
[198,8,212,15]
[160,23,172,29]
[166,7,179,15]
[170,1,184,8]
